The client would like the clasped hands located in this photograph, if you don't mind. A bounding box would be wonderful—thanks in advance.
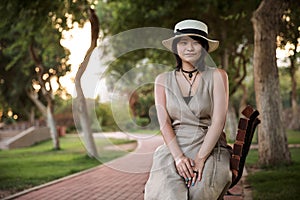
[175,155,205,188]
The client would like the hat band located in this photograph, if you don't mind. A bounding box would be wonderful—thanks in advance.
[175,28,208,37]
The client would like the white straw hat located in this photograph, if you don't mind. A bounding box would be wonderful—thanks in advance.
[162,19,219,52]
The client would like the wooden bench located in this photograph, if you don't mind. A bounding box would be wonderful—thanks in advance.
[229,105,261,189]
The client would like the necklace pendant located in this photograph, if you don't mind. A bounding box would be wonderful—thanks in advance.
[189,73,193,79]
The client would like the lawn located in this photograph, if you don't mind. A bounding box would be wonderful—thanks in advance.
[246,130,300,200]
[0,134,136,198]
[286,130,300,144]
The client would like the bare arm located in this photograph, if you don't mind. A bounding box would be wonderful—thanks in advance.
[194,69,229,182]
[155,73,195,184]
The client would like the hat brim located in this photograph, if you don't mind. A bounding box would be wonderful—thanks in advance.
[162,34,219,53]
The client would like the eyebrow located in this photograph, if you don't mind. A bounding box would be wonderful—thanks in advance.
[179,38,189,41]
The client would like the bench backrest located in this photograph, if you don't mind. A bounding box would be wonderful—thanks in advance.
[229,105,260,188]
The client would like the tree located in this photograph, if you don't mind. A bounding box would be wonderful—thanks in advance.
[74,8,99,158]
[0,56,37,123]
[0,0,92,150]
[252,0,291,166]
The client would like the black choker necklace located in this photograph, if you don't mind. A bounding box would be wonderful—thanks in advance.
[181,68,198,79]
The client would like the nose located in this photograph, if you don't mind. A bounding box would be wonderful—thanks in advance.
[187,42,194,51]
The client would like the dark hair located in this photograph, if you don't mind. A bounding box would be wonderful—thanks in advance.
[172,36,209,71]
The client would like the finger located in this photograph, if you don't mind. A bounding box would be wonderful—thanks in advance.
[179,169,186,180]
[182,170,190,184]
[178,171,183,177]
[190,160,195,167]
[181,163,192,180]
[184,177,189,185]
[186,172,193,188]
[185,159,194,177]
[197,169,203,182]
[192,171,198,186]
[179,166,189,182]
[187,179,192,188]
[176,166,182,177]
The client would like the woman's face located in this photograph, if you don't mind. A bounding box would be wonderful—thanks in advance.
[176,36,202,66]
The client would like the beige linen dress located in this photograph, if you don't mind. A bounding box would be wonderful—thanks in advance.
[144,67,232,200]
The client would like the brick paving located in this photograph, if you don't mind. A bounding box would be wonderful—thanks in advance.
[4,134,249,200]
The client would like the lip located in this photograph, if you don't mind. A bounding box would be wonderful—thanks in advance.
[184,53,197,56]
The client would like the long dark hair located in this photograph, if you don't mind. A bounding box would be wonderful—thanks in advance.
[172,36,209,71]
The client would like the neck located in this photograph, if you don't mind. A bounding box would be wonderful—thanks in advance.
[181,68,197,73]
[182,61,196,71]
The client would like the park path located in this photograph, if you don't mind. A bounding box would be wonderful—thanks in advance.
[4,132,249,200]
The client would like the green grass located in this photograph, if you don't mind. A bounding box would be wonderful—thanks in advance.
[246,148,300,200]
[245,130,300,200]
[0,135,136,197]
[250,129,299,144]
[287,130,300,144]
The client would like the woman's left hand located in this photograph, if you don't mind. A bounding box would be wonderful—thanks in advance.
[191,157,206,186]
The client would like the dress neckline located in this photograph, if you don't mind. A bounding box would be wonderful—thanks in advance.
[183,96,193,104]
[173,70,203,105]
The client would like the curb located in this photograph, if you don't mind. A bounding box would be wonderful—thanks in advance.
[2,137,143,200]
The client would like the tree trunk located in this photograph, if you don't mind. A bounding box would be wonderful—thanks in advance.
[288,57,300,130]
[74,9,99,158]
[29,107,35,126]
[252,0,291,166]
[47,103,60,150]
[27,91,60,150]
[28,40,60,150]
[226,103,238,141]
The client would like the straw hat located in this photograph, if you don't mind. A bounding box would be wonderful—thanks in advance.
[162,19,219,52]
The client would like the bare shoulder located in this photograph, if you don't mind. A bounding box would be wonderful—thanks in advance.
[155,71,170,85]
[213,68,228,81]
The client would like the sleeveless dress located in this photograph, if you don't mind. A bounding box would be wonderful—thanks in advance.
[144,68,232,200]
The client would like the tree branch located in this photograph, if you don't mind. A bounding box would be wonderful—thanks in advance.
[27,90,47,117]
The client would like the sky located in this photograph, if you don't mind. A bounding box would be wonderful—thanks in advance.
[60,22,91,95]
[60,22,110,102]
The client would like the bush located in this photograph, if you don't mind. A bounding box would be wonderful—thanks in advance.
[95,103,119,132]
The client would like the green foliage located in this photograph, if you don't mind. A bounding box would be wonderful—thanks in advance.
[0,51,36,121]
[95,102,119,131]
[0,0,93,121]
[53,97,73,115]
[278,1,300,51]
[279,67,300,108]
[133,83,154,118]
[135,117,150,127]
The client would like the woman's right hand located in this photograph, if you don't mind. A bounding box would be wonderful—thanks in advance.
[175,155,195,187]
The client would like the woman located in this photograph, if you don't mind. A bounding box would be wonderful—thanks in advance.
[144,19,232,200]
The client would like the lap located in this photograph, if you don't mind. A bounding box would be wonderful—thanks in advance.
[189,147,232,199]
[144,146,232,200]
[144,145,188,199]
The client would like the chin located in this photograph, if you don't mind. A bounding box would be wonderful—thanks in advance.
[183,59,197,65]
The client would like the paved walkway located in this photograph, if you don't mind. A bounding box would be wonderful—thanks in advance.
[4,133,250,200]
